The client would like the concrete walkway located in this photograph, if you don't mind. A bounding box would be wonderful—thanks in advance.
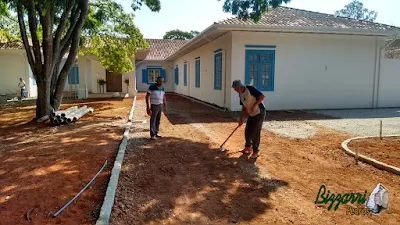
[308,108,400,136]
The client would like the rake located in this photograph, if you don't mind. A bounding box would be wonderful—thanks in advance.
[219,125,240,152]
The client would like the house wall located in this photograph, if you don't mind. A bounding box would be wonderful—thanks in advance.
[378,57,400,107]
[90,59,107,93]
[230,31,385,111]
[136,61,174,92]
[0,50,34,97]
[172,33,232,108]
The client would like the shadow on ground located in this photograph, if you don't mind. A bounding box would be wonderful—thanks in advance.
[0,98,132,225]
[163,94,340,125]
[112,136,288,224]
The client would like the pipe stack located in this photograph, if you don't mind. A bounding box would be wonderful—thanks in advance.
[51,105,94,125]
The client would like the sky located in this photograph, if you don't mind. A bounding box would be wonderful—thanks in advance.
[118,0,400,39]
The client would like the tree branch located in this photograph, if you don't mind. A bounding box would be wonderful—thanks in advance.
[26,0,43,75]
[60,4,79,50]
[17,2,37,81]
[42,2,55,80]
[52,0,89,109]
[53,0,75,60]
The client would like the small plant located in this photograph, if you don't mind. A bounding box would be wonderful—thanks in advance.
[97,79,106,93]
[124,78,129,93]
[97,79,106,86]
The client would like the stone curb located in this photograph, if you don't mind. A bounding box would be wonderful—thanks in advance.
[96,96,136,225]
[341,135,400,176]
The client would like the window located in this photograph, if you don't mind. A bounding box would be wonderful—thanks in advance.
[68,64,79,85]
[142,67,165,83]
[174,65,179,85]
[184,62,187,86]
[195,57,200,88]
[148,69,160,83]
[214,52,222,90]
[245,50,275,91]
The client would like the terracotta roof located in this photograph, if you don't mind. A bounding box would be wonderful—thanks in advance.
[0,41,25,50]
[216,6,400,32]
[385,39,400,59]
[144,39,188,60]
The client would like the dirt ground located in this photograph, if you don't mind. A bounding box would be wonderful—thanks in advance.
[111,93,399,225]
[349,137,400,168]
[0,98,132,225]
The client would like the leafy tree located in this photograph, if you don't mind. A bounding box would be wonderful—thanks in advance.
[0,0,288,119]
[335,0,377,22]
[0,0,160,118]
[219,0,291,22]
[163,29,200,40]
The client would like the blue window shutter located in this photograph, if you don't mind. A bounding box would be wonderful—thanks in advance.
[161,69,166,82]
[184,63,187,86]
[176,66,179,85]
[214,53,222,90]
[76,66,79,84]
[195,59,200,88]
[142,69,148,83]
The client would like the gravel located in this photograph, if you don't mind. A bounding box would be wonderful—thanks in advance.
[307,108,400,136]
[262,121,316,139]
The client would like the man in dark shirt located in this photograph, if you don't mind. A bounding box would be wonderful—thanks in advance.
[232,80,266,159]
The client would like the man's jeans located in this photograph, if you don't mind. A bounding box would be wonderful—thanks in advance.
[150,104,163,137]
[244,110,266,153]
[20,88,26,99]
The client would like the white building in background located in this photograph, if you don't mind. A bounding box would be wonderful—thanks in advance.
[0,43,136,99]
[136,7,400,111]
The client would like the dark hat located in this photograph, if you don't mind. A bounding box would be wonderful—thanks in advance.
[232,80,244,88]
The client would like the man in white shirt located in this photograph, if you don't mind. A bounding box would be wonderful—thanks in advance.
[18,78,26,99]
[146,77,167,140]
[232,80,266,159]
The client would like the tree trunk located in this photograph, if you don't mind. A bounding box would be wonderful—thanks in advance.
[36,79,52,118]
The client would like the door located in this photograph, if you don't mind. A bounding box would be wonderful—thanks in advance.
[106,70,122,92]
[245,50,275,91]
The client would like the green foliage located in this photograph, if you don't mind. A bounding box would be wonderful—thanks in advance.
[335,0,377,22]
[0,1,19,41]
[79,0,150,74]
[219,0,291,22]
[97,78,106,85]
[163,29,200,40]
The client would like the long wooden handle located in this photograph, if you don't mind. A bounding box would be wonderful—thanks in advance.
[220,126,239,147]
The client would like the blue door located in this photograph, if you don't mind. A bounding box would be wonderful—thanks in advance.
[245,50,275,91]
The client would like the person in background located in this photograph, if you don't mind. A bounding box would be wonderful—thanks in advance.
[18,78,26,99]
[232,80,266,159]
[146,76,167,140]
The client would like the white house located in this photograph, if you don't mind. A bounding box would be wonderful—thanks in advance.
[135,39,188,92]
[136,6,400,111]
[0,41,37,98]
[0,41,136,99]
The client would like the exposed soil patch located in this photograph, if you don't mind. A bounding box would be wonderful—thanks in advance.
[111,94,400,225]
[349,137,400,168]
[0,98,132,225]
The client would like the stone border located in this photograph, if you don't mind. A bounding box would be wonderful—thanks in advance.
[96,95,136,225]
[341,135,400,175]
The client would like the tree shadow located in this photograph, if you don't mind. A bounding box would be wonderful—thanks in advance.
[0,98,133,225]
[111,136,288,224]
[163,94,339,125]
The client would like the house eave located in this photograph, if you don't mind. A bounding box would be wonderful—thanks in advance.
[217,24,399,37]
[165,24,222,61]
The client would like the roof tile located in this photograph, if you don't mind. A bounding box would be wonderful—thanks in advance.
[144,39,188,60]
[216,7,400,31]
[0,41,25,50]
